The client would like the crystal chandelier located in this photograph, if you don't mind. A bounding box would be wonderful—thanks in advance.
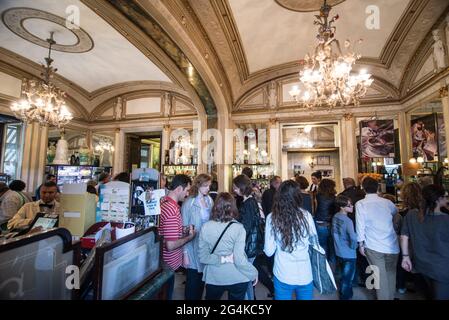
[10,32,73,128]
[289,125,314,148]
[289,0,373,110]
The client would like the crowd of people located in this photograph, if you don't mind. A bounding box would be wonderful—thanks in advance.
[1,168,448,301]
[159,169,449,301]
[0,171,128,233]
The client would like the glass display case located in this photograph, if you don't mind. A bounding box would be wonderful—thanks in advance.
[0,228,80,300]
[162,164,197,183]
[93,227,162,300]
[232,164,275,192]
[45,165,112,191]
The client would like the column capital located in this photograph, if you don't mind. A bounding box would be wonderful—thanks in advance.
[114,127,120,133]
[342,112,354,121]
[440,85,448,98]
[163,124,171,130]
[268,117,278,125]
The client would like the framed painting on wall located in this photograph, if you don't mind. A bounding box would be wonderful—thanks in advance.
[360,119,395,158]
[316,155,330,165]
[411,114,439,161]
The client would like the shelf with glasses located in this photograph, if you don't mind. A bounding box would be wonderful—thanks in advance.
[45,165,112,191]
[162,164,198,183]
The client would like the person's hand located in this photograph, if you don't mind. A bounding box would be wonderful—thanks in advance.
[183,251,190,268]
[221,253,234,264]
[359,245,366,257]
[253,277,258,287]
[401,256,413,272]
[187,225,196,240]
[27,226,44,235]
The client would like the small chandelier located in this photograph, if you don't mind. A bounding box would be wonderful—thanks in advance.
[10,32,73,128]
[289,0,373,110]
[95,138,115,152]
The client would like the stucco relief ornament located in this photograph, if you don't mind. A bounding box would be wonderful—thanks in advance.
[445,15,449,58]
[114,97,123,120]
[268,81,277,109]
[163,92,171,117]
[432,30,447,71]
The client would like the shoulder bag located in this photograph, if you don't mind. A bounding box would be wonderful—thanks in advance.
[211,221,236,254]
[308,233,337,295]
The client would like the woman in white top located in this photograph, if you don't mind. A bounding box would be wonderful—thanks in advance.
[264,180,318,300]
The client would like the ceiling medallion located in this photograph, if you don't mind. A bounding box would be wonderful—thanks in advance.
[274,0,345,12]
[2,7,94,53]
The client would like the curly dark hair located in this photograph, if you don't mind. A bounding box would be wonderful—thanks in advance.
[271,180,310,253]
[211,192,239,222]
[401,182,422,210]
[318,178,337,197]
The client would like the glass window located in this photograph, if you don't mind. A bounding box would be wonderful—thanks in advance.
[2,123,23,180]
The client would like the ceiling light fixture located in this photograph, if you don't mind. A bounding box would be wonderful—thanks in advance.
[289,0,373,110]
[10,32,73,128]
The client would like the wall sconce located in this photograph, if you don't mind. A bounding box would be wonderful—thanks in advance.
[309,157,315,169]
[417,157,424,164]
[409,158,417,164]
[444,158,449,165]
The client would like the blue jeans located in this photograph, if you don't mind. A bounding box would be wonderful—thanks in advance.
[336,257,356,300]
[166,274,175,300]
[185,268,205,300]
[245,257,256,300]
[273,276,314,300]
[316,223,336,267]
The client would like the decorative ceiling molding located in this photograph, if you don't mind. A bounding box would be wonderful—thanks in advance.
[2,7,94,53]
[233,74,400,113]
[89,90,198,122]
[400,6,449,97]
[97,0,217,117]
[204,0,447,105]
[160,0,233,106]
[0,46,193,116]
[274,0,345,12]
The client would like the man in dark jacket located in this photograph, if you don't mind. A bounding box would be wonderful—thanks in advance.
[338,177,366,220]
[261,176,281,216]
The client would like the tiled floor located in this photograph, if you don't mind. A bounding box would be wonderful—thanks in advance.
[172,271,425,300]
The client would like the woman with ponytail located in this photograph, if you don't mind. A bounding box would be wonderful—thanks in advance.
[400,184,449,299]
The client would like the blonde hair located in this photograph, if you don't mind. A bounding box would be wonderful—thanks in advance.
[189,174,212,196]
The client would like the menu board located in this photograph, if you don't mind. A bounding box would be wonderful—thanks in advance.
[96,181,130,222]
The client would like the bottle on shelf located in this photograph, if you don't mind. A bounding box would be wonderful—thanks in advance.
[70,154,76,166]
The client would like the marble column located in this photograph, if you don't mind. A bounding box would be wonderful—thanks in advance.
[113,128,125,175]
[161,124,171,166]
[268,118,281,176]
[398,111,411,164]
[19,123,48,193]
[339,114,358,187]
[440,85,449,158]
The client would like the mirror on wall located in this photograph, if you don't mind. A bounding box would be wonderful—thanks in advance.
[47,128,88,165]
[92,132,115,168]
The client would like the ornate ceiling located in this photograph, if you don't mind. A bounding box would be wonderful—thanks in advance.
[0,0,171,92]
[1,0,449,119]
